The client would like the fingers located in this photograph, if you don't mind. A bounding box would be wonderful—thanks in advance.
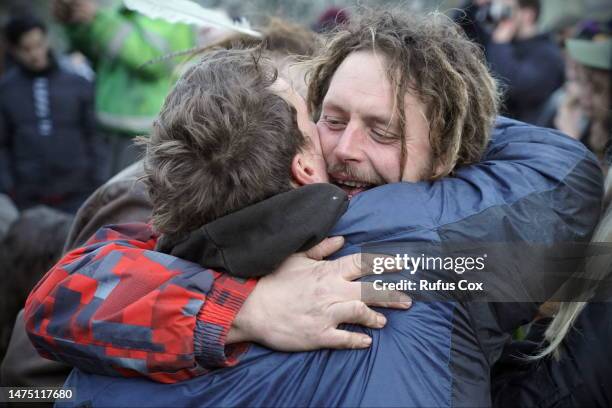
[336,253,362,280]
[357,281,412,307]
[322,255,413,311]
[327,275,413,312]
[340,253,405,281]
[329,300,386,329]
[321,329,373,349]
[342,281,412,309]
[322,300,388,349]
[305,236,345,260]
[367,300,412,309]
[363,253,405,274]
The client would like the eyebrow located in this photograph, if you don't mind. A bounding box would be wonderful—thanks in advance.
[363,114,397,129]
[322,99,400,133]
[323,101,394,123]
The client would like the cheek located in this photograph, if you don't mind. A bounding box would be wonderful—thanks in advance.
[402,141,434,181]
[307,123,323,153]
[314,156,330,183]
[579,90,593,110]
[317,123,336,162]
[368,145,402,182]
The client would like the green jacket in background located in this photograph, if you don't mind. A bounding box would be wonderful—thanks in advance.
[66,8,195,136]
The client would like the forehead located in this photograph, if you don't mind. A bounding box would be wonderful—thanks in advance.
[322,51,396,124]
[18,28,46,47]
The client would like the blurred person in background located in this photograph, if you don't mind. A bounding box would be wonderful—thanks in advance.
[312,7,350,33]
[559,20,611,172]
[0,23,17,77]
[538,19,611,173]
[455,0,565,125]
[533,16,582,131]
[0,194,17,240]
[51,0,197,175]
[0,35,8,76]
[492,169,612,408]
[0,206,72,366]
[0,14,107,213]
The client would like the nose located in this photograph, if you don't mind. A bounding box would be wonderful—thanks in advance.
[333,121,364,163]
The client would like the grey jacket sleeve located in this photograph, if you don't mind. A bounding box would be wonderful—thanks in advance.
[63,160,152,252]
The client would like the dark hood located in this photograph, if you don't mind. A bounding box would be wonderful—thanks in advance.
[156,183,348,278]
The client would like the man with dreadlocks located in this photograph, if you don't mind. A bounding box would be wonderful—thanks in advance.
[26,8,602,407]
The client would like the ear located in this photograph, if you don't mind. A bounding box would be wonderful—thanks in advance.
[291,153,320,186]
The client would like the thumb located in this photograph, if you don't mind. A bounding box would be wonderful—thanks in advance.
[305,236,345,260]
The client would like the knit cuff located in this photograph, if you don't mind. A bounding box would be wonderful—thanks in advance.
[194,274,257,368]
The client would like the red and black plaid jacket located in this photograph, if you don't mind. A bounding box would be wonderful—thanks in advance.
[24,223,256,383]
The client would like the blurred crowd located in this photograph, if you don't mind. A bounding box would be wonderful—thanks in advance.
[454,0,610,170]
[0,0,610,390]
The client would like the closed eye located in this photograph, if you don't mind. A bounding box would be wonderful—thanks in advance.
[321,115,347,130]
[370,128,400,144]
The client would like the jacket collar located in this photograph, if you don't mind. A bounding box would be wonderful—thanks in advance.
[156,184,349,278]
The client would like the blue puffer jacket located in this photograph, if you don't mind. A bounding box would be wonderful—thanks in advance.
[58,118,602,407]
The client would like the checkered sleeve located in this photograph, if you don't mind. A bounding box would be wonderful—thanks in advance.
[24,223,256,383]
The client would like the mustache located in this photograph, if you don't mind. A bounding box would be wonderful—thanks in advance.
[327,163,385,185]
